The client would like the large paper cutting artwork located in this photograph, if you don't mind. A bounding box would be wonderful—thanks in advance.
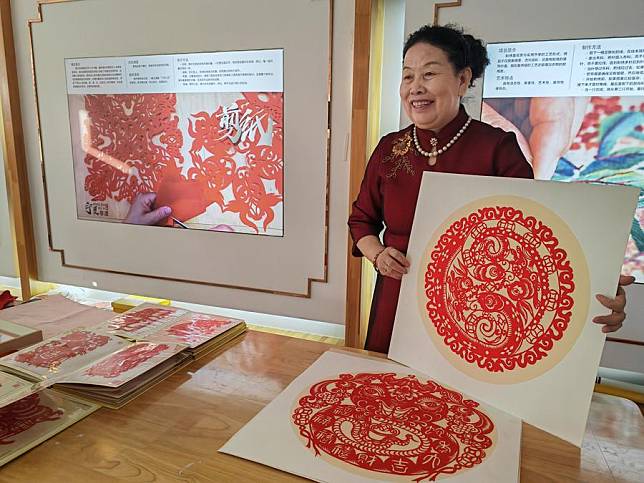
[389,173,638,446]
[420,196,587,384]
[292,372,496,481]
[220,350,522,483]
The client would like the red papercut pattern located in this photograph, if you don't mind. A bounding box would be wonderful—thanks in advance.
[109,308,177,333]
[424,206,575,373]
[14,331,110,370]
[0,394,63,445]
[155,174,209,224]
[83,94,183,203]
[166,317,232,344]
[84,343,170,378]
[292,372,494,481]
[186,93,283,232]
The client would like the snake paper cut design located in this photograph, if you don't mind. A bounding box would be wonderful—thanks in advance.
[292,372,495,482]
[423,205,578,376]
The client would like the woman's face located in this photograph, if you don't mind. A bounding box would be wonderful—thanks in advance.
[400,42,471,131]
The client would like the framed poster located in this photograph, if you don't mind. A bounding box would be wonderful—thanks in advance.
[67,49,284,236]
[27,0,347,311]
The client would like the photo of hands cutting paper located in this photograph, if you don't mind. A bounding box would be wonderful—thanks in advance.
[66,49,284,235]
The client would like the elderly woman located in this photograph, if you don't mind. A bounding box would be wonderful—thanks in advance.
[349,24,632,353]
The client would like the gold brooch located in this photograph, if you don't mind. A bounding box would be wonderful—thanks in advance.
[383,132,415,179]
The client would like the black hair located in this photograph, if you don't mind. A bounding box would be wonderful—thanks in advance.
[403,24,489,87]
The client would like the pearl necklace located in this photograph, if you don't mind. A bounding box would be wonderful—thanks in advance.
[413,116,472,166]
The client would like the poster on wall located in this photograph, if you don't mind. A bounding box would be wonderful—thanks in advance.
[482,36,644,281]
[66,49,284,236]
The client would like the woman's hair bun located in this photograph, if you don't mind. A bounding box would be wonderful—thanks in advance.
[403,24,490,86]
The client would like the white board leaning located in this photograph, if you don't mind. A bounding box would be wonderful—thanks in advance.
[220,350,522,483]
[389,172,638,446]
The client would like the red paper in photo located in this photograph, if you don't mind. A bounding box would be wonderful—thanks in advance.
[154,174,209,224]
[292,372,495,481]
[82,93,183,204]
[73,89,284,235]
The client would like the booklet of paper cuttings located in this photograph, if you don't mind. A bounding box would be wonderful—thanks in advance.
[0,305,247,408]
[0,328,128,383]
[0,329,189,408]
[143,311,248,359]
[99,303,248,359]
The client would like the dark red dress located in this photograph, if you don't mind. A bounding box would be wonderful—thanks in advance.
[348,106,534,353]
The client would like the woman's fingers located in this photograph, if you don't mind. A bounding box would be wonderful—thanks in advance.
[388,248,411,268]
[378,248,408,279]
[618,274,635,289]
[595,289,626,313]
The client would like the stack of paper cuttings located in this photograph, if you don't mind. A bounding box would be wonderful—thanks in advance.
[0,305,246,409]
[142,311,248,359]
[0,389,98,467]
[99,303,248,359]
[221,350,522,483]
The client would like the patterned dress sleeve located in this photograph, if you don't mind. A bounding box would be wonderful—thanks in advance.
[348,138,386,257]
[493,131,535,179]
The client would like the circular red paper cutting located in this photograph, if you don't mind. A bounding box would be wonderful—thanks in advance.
[423,205,577,375]
[292,372,495,481]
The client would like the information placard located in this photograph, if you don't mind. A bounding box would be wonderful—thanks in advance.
[482,37,644,281]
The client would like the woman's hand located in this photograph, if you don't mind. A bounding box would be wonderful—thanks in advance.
[593,275,635,333]
[375,247,410,280]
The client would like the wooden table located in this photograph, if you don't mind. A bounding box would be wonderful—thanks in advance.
[1,331,643,482]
